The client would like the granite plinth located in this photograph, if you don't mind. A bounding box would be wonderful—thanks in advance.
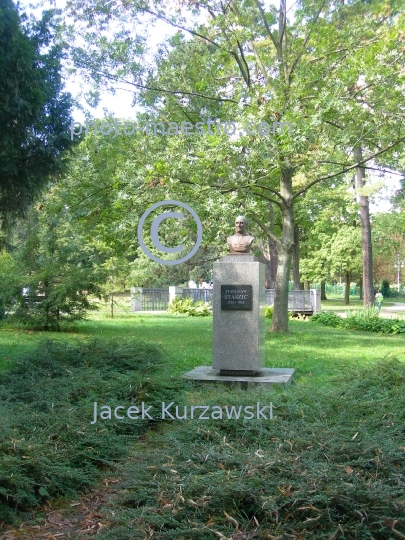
[212,255,265,373]
[182,366,295,389]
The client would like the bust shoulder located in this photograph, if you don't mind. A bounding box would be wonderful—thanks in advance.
[227,234,254,253]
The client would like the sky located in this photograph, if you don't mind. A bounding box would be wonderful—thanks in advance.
[18,0,401,212]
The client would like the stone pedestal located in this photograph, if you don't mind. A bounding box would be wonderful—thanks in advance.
[212,254,265,375]
[130,287,142,312]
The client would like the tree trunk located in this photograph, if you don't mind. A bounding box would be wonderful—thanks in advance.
[258,203,278,289]
[344,271,350,305]
[293,225,302,290]
[257,250,272,289]
[354,146,374,307]
[268,203,278,289]
[271,245,292,332]
[321,281,327,300]
[271,167,294,333]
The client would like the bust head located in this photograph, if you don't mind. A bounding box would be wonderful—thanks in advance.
[234,215,248,235]
[227,215,254,253]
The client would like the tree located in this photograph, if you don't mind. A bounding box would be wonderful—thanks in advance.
[328,226,363,305]
[64,0,405,331]
[0,196,107,330]
[0,0,75,228]
[40,123,242,289]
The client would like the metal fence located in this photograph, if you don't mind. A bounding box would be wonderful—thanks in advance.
[131,287,320,313]
[141,288,170,311]
[265,289,319,314]
[182,288,213,303]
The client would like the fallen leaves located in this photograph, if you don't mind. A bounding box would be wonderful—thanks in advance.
[46,512,70,526]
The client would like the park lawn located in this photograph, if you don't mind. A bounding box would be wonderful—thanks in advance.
[321,297,398,311]
[1,312,405,538]
[2,311,405,384]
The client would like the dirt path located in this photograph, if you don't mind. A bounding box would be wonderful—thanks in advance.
[0,477,122,540]
[335,302,405,318]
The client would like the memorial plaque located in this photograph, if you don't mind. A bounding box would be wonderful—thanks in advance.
[221,285,253,310]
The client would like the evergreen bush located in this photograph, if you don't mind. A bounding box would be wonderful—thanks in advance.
[0,338,184,523]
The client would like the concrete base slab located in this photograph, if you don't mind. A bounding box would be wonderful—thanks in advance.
[182,366,294,390]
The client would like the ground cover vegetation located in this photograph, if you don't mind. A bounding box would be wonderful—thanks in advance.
[91,359,405,539]
[167,297,212,316]
[312,308,405,334]
[0,335,185,524]
[1,314,405,538]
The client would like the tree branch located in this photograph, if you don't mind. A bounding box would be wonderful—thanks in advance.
[235,37,251,87]
[293,137,405,199]
[250,189,283,208]
[252,183,287,202]
[77,68,239,104]
[254,0,279,52]
[288,0,327,81]
[140,7,227,53]
[205,5,251,87]
[250,212,281,246]
[324,120,344,130]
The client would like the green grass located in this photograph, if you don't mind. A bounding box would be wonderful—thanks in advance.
[3,309,405,384]
[1,311,405,537]
[321,297,399,311]
[73,312,405,386]
[96,360,405,539]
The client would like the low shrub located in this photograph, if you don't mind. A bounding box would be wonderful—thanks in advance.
[312,309,405,334]
[167,297,212,316]
[96,359,405,539]
[311,311,343,327]
[264,305,273,318]
[0,338,185,523]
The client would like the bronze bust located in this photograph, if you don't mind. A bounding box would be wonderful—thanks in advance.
[227,215,254,253]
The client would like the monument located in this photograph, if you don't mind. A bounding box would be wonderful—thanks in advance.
[182,215,294,388]
[213,216,264,375]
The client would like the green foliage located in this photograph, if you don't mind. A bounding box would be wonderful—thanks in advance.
[312,309,405,334]
[382,279,390,292]
[346,306,380,319]
[311,312,343,327]
[0,251,21,319]
[1,197,109,330]
[264,305,273,318]
[167,297,212,317]
[0,337,184,523]
[0,0,75,225]
[95,358,405,539]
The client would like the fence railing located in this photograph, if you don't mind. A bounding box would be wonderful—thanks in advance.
[265,289,320,314]
[131,287,321,313]
[130,288,169,311]
[182,288,213,303]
